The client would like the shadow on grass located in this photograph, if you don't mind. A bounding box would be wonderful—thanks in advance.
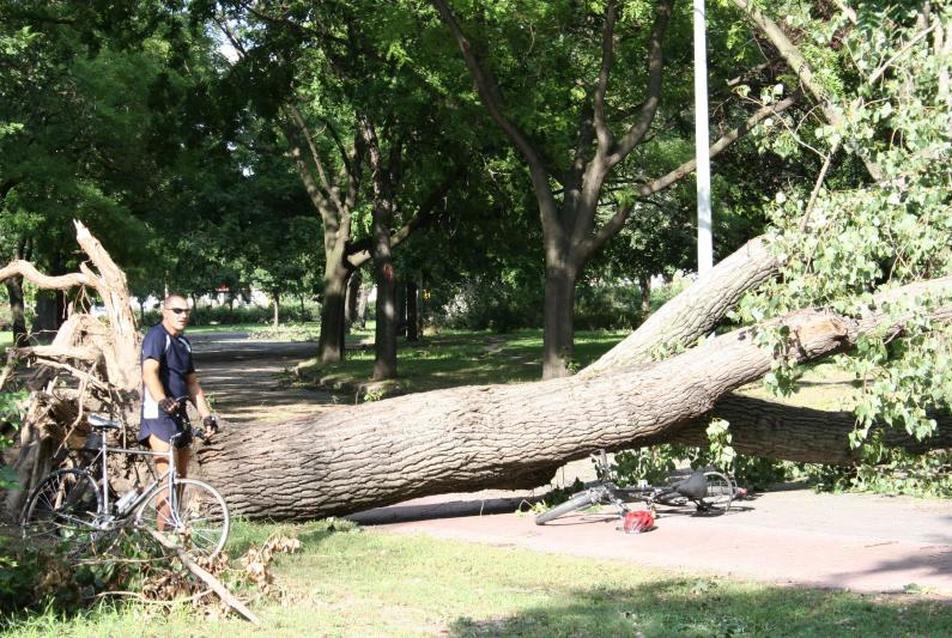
[448,579,952,638]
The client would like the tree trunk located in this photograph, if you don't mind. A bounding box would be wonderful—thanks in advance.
[660,394,952,465]
[345,268,362,327]
[541,266,576,379]
[196,281,952,520]
[406,280,419,342]
[373,261,397,380]
[638,273,652,318]
[395,283,407,338]
[4,275,27,346]
[271,291,280,328]
[360,116,398,381]
[356,281,370,328]
[317,261,350,363]
[581,235,778,377]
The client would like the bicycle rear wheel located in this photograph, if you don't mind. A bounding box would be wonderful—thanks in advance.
[136,478,230,559]
[696,471,734,513]
[21,469,105,554]
[535,490,600,525]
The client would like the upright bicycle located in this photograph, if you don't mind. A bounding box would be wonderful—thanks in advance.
[536,450,735,525]
[21,412,230,559]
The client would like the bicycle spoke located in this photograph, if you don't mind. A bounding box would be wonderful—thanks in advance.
[22,469,103,554]
[135,478,229,558]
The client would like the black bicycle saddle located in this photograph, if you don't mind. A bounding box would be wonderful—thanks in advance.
[673,471,708,499]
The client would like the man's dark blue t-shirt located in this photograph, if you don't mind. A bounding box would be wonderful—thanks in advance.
[140,323,195,423]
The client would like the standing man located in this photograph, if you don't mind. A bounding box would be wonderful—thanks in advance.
[139,294,218,482]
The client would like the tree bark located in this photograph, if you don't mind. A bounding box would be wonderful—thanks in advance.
[406,280,419,342]
[373,262,398,380]
[345,267,362,327]
[359,115,398,380]
[196,278,952,520]
[638,273,652,319]
[271,291,280,328]
[542,267,577,378]
[395,282,407,339]
[4,275,27,346]
[318,260,350,363]
[356,280,370,328]
[660,394,952,465]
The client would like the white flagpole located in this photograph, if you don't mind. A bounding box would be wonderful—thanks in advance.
[694,0,713,275]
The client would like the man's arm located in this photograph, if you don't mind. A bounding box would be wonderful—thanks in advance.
[186,372,213,420]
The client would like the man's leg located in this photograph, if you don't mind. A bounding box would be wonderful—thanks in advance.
[176,446,190,478]
[148,434,173,530]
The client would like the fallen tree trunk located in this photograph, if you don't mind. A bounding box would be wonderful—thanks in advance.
[196,278,951,520]
[5,224,950,525]
[581,235,778,376]
[654,393,952,465]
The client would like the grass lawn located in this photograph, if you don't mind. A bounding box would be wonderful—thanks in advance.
[296,328,628,394]
[5,519,951,638]
[183,322,320,336]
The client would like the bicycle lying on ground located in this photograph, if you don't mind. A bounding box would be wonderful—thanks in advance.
[535,450,736,525]
[21,412,230,559]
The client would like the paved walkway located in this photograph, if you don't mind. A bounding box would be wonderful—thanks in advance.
[352,487,952,597]
[191,332,341,424]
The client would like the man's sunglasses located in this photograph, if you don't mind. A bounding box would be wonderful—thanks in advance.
[167,307,191,315]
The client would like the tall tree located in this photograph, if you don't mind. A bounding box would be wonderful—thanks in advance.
[430,0,798,378]
[208,0,473,377]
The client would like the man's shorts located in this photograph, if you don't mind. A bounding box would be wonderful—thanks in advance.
[139,416,191,448]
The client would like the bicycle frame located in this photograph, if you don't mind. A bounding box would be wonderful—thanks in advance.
[85,418,190,530]
[573,450,728,513]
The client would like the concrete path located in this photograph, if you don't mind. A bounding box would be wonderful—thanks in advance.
[190,332,342,424]
[353,487,952,597]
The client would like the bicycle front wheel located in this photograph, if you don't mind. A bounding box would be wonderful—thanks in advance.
[136,478,230,559]
[697,471,734,514]
[21,469,104,554]
[535,490,599,525]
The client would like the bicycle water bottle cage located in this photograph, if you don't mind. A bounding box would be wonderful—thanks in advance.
[673,471,708,499]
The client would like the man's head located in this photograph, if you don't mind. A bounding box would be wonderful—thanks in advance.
[161,294,191,335]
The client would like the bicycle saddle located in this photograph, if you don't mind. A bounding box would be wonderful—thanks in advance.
[673,471,707,499]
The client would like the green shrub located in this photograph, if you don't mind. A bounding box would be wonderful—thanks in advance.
[574,282,642,331]
[612,420,792,493]
[141,301,320,327]
[799,448,952,497]
[440,276,543,332]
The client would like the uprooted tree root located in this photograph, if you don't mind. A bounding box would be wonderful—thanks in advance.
[0,220,282,622]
